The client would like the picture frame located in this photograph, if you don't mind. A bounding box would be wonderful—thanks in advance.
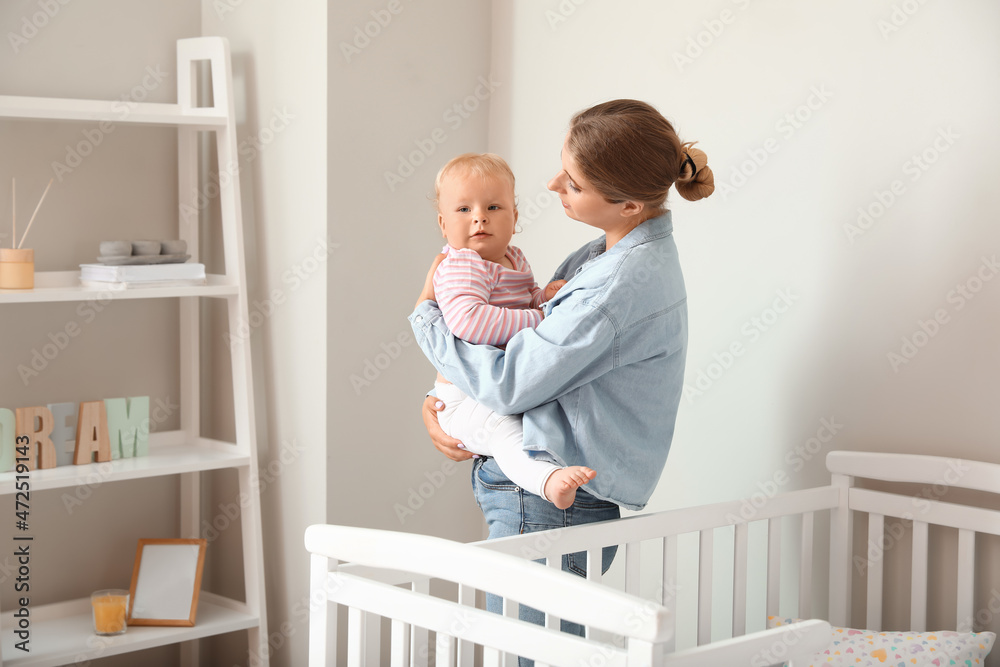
[127,538,207,627]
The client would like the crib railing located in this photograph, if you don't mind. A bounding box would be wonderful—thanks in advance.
[307,483,840,665]
[476,483,841,651]
[306,524,680,665]
[306,451,1000,666]
[827,451,1000,633]
[305,523,832,667]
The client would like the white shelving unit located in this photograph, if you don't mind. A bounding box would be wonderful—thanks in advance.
[0,38,269,666]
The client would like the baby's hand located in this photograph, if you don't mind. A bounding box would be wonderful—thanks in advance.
[544,280,567,302]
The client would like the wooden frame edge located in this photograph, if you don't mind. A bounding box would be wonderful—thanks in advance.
[127,537,207,627]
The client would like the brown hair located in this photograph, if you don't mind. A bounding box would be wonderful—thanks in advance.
[433,153,516,210]
[566,99,714,210]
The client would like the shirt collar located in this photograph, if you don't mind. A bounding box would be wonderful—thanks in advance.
[586,211,674,260]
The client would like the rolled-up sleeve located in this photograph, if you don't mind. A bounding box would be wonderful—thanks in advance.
[409,297,614,415]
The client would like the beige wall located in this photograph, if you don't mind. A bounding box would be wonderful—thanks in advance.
[0,1,200,665]
[2,1,328,665]
[326,0,492,541]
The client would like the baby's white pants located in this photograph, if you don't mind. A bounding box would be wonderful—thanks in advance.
[435,382,558,500]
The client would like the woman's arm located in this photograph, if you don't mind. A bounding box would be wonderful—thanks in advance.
[409,297,614,416]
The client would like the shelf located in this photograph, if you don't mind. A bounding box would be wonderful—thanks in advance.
[0,593,258,667]
[0,432,250,495]
[0,96,227,128]
[0,273,239,304]
[0,37,270,666]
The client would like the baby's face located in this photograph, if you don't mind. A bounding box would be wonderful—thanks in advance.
[437,170,517,265]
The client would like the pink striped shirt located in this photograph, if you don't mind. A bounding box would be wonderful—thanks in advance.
[433,245,545,346]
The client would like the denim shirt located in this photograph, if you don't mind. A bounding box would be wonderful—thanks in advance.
[409,212,688,510]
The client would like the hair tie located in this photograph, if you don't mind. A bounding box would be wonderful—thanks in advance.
[682,152,697,179]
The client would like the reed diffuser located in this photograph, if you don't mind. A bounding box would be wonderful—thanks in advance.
[0,177,52,289]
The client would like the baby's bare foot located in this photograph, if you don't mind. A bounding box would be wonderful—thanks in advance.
[544,467,596,510]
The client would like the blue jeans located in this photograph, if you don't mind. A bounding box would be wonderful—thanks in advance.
[472,457,620,666]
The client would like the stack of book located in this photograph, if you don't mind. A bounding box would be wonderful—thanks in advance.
[79,262,207,290]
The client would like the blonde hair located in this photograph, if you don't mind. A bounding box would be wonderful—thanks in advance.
[567,99,715,209]
[433,153,517,209]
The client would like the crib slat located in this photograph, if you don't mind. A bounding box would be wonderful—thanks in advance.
[587,548,602,583]
[585,548,602,641]
[629,638,664,667]
[828,473,854,627]
[625,541,641,597]
[436,633,456,667]
[412,579,430,667]
[867,513,884,630]
[309,555,335,667]
[586,547,614,645]
[662,535,678,653]
[391,619,410,666]
[732,523,748,637]
[502,597,517,667]
[457,584,475,666]
[537,557,561,667]
[348,607,366,667]
[766,518,781,618]
[545,557,561,631]
[698,529,713,645]
[799,512,814,618]
[910,520,928,632]
[957,529,975,631]
[482,648,501,667]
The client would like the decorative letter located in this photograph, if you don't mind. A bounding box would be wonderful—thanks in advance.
[15,406,57,470]
[74,401,111,464]
[47,402,78,467]
[104,396,150,459]
[0,408,15,472]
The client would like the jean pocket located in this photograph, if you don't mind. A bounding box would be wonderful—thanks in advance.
[474,457,519,491]
[571,491,621,516]
[566,544,619,577]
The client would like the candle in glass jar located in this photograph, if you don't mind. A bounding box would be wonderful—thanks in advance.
[0,248,34,289]
[91,589,129,636]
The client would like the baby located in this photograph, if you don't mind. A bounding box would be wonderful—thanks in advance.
[430,153,595,509]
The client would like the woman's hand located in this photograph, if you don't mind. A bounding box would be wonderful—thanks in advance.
[422,395,474,462]
[415,253,447,310]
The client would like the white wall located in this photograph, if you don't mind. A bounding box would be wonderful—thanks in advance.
[491,0,1000,652]
[201,2,328,666]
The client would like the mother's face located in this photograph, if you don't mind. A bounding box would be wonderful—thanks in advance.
[547,137,629,231]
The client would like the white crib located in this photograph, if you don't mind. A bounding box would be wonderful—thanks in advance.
[305,451,1000,666]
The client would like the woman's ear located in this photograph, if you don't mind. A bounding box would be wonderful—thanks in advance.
[620,200,644,218]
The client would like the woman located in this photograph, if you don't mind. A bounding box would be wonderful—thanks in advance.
[409,98,714,641]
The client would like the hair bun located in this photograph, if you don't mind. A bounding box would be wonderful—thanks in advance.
[675,143,715,202]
